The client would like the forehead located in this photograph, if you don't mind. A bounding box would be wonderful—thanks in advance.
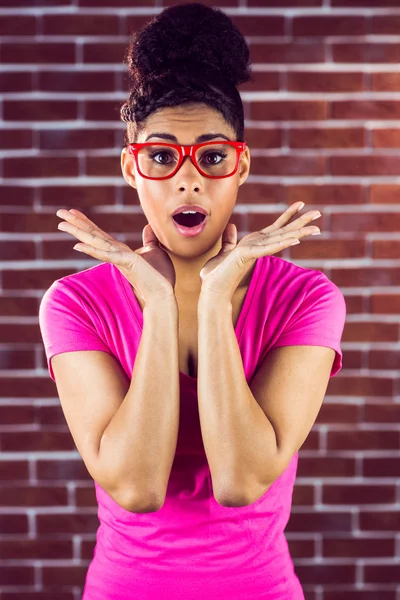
[140,104,235,141]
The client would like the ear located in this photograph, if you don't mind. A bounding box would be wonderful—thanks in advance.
[238,146,250,187]
[121,147,137,190]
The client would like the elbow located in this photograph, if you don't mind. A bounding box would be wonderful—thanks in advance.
[116,488,165,514]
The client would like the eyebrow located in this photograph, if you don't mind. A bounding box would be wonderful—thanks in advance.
[144,132,232,143]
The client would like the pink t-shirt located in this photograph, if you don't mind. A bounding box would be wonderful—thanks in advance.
[39,255,346,600]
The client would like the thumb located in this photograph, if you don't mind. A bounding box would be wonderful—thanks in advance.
[221,222,237,253]
[142,223,160,248]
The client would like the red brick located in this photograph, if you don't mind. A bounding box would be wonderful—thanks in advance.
[289,127,364,148]
[288,511,352,534]
[86,155,121,177]
[3,431,75,452]
[330,155,400,176]
[83,42,126,64]
[327,430,399,451]
[222,15,286,37]
[332,100,400,119]
[251,100,327,120]
[0,15,36,35]
[0,405,35,425]
[288,71,364,92]
[0,71,31,92]
[364,564,400,584]
[372,72,400,91]
[293,16,366,37]
[364,403,400,423]
[371,294,400,314]
[333,42,400,63]
[332,211,400,233]
[297,456,356,478]
[82,99,122,121]
[245,126,283,149]
[248,155,325,178]
[0,564,34,585]
[39,128,115,150]
[286,184,365,205]
[251,42,325,64]
[372,15,400,35]
[2,532,71,559]
[370,184,400,204]
[372,128,400,148]
[0,349,35,369]
[369,348,400,368]
[364,458,400,478]
[323,535,395,556]
[1,43,75,64]
[0,295,38,316]
[333,0,400,5]
[372,241,400,260]
[4,100,77,121]
[0,0,68,4]
[240,71,280,91]
[360,512,400,534]
[3,156,78,179]
[290,239,365,260]
[317,403,359,424]
[236,183,284,205]
[40,185,116,207]
[295,563,355,585]
[0,129,33,149]
[43,14,119,35]
[39,70,115,92]
[248,0,322,5]
[287,536,315,556]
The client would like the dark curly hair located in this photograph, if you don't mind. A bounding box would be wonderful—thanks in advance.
[119,3,254,146]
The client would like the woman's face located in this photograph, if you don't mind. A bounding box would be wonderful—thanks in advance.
[120,104,250,264]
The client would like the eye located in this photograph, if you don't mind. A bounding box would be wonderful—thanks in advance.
[148,150,174,164]
[200,151,228,165]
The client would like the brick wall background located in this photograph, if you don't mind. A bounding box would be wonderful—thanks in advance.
[1,0,400,599]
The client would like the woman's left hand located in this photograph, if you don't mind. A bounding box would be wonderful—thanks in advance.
[199,202,322,302]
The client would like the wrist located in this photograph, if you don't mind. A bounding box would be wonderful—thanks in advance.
[198,289,233,310]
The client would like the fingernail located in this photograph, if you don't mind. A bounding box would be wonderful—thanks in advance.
[311,213,321,221]
[297,203,305,212]
[311,231,321,235]
[290,239,300,246]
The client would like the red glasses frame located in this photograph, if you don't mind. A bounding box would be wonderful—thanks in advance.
[126,140,247,180]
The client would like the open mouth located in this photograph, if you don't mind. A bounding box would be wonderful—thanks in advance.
[172,212,206,228]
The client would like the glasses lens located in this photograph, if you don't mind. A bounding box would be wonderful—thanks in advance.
[137,143,237,179]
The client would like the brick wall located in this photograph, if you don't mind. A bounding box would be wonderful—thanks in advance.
[1,1,400,599]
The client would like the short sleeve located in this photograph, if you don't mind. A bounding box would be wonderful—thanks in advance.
[38,279,113,383]
[269,273,346,377]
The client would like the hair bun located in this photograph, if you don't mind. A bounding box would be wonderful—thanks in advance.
[125,2,253,88]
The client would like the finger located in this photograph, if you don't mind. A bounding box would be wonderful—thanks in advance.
[58,219,130,256]
[142,223,161,248]
[243,235,301,259]
[73,242,136,269]
[62,209,115,242]
[260,204,319,235]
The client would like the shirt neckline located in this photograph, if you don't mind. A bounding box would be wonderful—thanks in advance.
[114,257,263,384]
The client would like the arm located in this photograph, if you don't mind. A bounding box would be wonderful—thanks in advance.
[98,298,180,513]
[197,292,335,508]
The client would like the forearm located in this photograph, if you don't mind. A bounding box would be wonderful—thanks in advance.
[197,293,278,506]
[99,298,180,511]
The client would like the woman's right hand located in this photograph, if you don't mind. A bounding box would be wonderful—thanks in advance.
[56,208,176,306]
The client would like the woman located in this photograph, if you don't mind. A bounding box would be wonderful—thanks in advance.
[39,4,346,599]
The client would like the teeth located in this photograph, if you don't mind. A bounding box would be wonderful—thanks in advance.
[182,210,197,214]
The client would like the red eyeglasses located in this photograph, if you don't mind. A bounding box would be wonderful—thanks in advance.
[126,140,247,180]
